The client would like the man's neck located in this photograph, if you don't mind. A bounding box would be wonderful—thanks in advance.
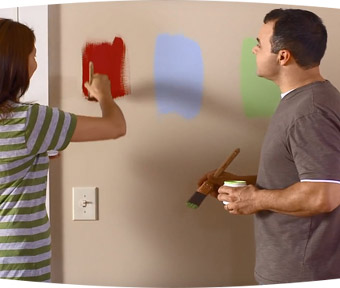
[276,66,325,93]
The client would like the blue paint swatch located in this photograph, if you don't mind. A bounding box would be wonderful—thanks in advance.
[154,34,204,119]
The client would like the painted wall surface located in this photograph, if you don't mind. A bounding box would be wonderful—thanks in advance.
[48,1,340,287]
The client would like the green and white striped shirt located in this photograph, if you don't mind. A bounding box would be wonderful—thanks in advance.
[0,102,76,282]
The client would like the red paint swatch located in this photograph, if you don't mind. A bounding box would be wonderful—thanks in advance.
[82,37,130,98]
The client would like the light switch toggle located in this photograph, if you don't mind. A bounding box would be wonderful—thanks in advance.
[72,187,98,221]
[81,200,92,207]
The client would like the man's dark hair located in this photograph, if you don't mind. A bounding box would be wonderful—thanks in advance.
[264,9,327,69]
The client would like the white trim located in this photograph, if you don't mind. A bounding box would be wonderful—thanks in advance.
[2,0,340,9]
[0,7,18,20]
[19,6,49,106]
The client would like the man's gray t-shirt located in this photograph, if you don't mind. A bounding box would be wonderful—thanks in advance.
[255,81,340,284]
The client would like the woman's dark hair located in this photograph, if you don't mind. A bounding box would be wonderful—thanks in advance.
[264,9,327,69]
[0,18,35,110]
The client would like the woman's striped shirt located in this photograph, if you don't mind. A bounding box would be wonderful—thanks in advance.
[0,102,77,282]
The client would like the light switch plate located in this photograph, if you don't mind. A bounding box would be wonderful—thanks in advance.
[72,187,98,221]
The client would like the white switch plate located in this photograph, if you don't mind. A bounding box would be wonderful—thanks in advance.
[72,187,98,221]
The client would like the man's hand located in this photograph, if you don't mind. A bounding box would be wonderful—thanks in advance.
[197,171,240,198]
[218,184,260,214]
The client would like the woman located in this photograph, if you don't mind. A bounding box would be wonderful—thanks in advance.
[0,18,126,281]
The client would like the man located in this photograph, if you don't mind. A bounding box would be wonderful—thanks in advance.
[199,8,340,284]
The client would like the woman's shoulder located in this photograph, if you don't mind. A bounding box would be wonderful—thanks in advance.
[10,101,35,111]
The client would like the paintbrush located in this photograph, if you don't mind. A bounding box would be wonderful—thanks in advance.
[186,148,240,209]
[86,61,97,102]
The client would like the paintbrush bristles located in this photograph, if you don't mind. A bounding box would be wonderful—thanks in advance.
[186,192,207,209]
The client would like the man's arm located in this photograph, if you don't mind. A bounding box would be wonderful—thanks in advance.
[218,181,340,216]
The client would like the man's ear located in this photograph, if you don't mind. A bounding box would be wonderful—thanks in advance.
[277,49,291,66]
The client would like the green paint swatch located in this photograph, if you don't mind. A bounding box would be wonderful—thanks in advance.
[240,38,280,117]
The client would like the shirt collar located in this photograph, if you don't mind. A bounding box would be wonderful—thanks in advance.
[281,89,295,99]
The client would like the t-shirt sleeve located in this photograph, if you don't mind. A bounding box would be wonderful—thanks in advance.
[25,104,77,155]
[288,111,340,182]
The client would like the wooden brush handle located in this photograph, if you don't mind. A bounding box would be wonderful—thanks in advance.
[86,61,98,102]
[213,148,240,177]
[89,61,94,84]
[198,148,240,195]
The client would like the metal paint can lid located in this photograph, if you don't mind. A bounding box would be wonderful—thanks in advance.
[223,180,247,187]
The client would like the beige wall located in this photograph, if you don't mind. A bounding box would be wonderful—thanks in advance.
[48,1,340,286]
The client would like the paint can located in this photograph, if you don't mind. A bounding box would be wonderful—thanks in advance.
[223,180,247,205]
